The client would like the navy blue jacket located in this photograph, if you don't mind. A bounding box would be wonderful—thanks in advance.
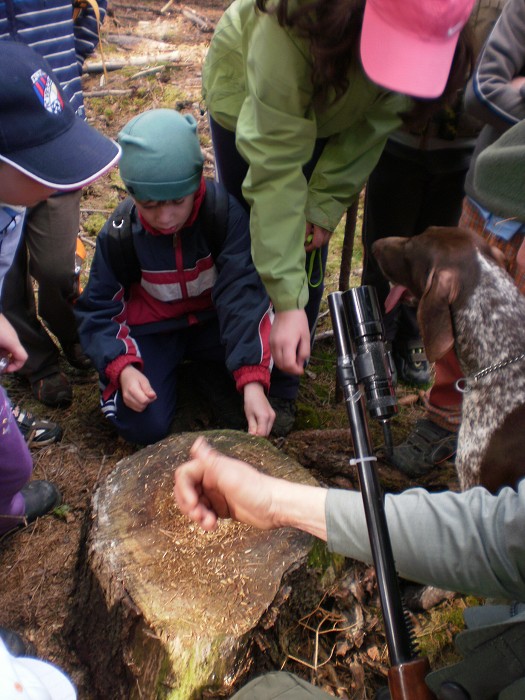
[75,181,273,398]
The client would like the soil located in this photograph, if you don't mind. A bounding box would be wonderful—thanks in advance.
[0,3,466,699]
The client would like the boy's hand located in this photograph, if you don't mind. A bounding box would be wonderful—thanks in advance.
[271,309,310,375]
[119,364,157,412]
[0,313,28,372]
[243,382,275,437]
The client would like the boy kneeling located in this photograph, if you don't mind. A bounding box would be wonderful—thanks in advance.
[76,109,275,445]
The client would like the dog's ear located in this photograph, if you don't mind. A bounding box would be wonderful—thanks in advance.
[417,268,459,362]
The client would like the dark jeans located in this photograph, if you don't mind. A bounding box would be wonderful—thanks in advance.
[361,140,471,341]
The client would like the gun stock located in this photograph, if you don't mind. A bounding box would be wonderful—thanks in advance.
[328,288,436,700]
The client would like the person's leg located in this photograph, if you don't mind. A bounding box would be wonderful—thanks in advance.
[2,232,61,380]
[26,191,89,371]
[106,332,185,445]
[0,387,33,533]
[209,116,249,211]
[362,145,426,339]
[185,317,246,429]
[2,193,85,407]
[396,158,469,386]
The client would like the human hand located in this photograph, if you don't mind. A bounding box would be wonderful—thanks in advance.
[243,382,275,436]
[174,437,329,538]
[119,364,157,412]
[173,436,279,531]
[0,313,27,372]
[270,309,310,374]
[305,222,332,253]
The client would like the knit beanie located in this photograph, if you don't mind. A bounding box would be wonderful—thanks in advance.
[473,120,525,222]
[118,109,204,201]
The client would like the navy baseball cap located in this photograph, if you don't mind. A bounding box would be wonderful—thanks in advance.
[0,41,121,190]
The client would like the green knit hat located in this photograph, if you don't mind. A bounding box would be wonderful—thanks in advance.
[118,109,204,201]
[473,120,525,222]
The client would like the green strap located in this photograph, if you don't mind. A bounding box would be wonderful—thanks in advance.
[307,247,323,289]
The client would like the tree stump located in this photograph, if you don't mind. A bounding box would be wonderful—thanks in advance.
[69,431,319,699]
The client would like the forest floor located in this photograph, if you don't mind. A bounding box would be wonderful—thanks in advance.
[0,2,474,698]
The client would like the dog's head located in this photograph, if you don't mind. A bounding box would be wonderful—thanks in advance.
[372,227,506,362]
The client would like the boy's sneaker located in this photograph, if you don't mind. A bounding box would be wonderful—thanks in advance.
[269,397,296,437]
[12,404,63,447]
[31,371,72,408]
[393,338,431,387]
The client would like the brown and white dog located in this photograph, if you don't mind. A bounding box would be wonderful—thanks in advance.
[372,226,525,493]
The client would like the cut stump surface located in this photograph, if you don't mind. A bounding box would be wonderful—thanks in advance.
[71,430,318,699]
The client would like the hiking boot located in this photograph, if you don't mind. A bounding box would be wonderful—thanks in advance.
[269,397,296,437]
[61,341,92,371]
[22,480,61,523]
[31,372,72,408]
[387,419,457,478]
[393,338,431,387]
[0,480,61,537]
[12,404,63,448]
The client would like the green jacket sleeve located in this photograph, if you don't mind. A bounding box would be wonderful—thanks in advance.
[235,14,316,311]
[305,92,407,230]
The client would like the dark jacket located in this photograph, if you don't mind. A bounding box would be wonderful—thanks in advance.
[75,180,273,399]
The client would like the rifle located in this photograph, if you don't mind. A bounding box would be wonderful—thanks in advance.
[328,286,436,700]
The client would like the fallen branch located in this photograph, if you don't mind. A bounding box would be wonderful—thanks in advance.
[84,88,133,97]
[314,330,334,342]
[79,234,97,249]
[130,66,165,80]
[180,6,214,32]
[112,2,165,14]
[84,51,180,74]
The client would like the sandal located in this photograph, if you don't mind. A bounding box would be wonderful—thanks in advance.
[386,419,457,477]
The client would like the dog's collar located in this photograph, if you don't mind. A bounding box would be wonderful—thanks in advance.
[455,352,525,393]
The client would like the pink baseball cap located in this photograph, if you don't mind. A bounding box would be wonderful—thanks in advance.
[360,0,475,99]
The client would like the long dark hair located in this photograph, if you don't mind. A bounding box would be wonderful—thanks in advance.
[255,0,474,125]
[255,0,365,103]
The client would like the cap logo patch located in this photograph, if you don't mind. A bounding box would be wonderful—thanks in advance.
[31,68,64,114]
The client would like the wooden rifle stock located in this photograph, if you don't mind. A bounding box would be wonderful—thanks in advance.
[328,290,437,700]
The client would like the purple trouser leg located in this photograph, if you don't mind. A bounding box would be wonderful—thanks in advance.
[0,386,32,534]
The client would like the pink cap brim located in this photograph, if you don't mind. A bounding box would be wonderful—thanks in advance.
[360,0,460,99]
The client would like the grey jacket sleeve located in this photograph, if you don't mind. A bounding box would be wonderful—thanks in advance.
[326,481,525,602]
[464,0,525,129]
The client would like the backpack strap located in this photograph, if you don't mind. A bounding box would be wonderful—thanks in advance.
[105,183,229,288]
[202,179,230,260]
[106,197,141,288]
